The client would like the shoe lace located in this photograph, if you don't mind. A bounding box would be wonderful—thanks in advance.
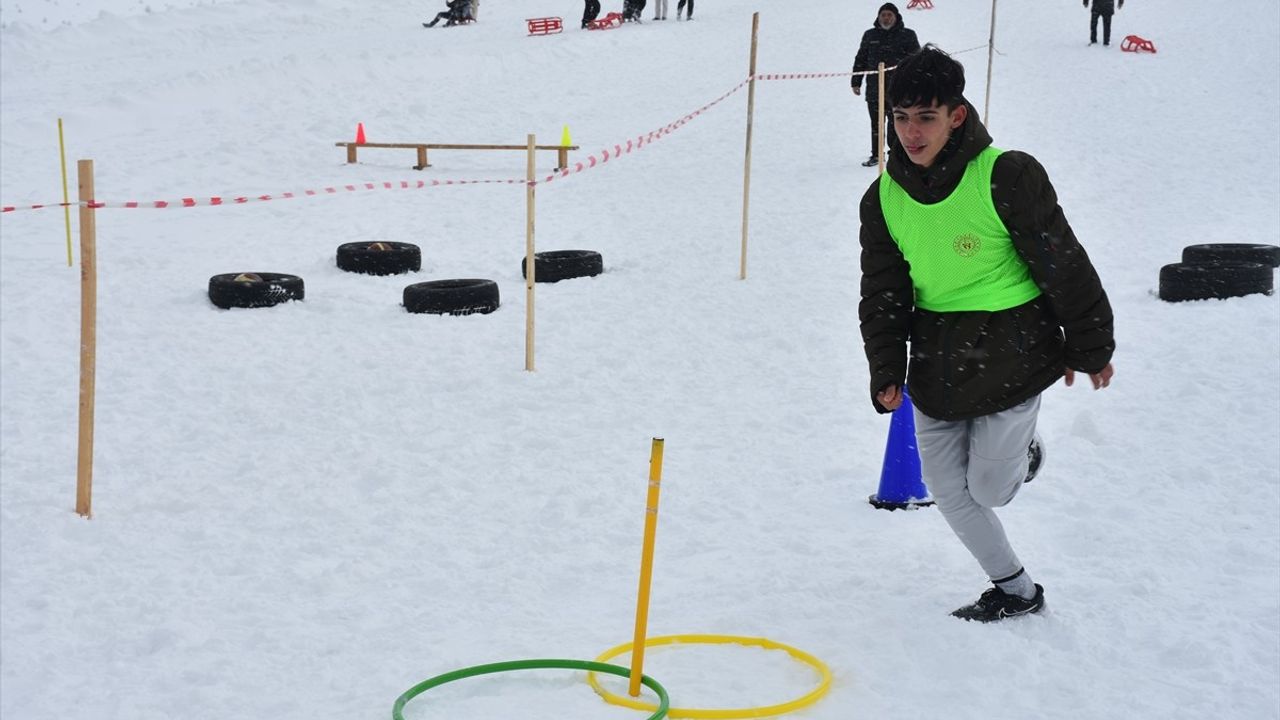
[974,587,1005,609]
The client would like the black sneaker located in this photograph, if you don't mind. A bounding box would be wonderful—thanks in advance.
[951,583,1045,622]
[1024,434,1044,484]
[860,156,878,167]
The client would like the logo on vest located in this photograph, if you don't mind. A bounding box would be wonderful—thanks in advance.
[953,233,981,257]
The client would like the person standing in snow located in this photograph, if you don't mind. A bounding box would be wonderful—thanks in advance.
[852,3,920,167]
[582,0,601,28]
[652,0,669,20]
[1085,0,1124,46]
[858,45,1115,623]
[676,0,693,20]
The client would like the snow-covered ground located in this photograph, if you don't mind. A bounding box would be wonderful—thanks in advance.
[2,1,1278,719]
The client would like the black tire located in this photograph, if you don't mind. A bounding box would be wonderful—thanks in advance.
[336,241,421,276]
[403,279,500,315]
[208,273,304,309]
[520,250,604,283]
[1158,261,1274,302]
[1181,243,1280,268]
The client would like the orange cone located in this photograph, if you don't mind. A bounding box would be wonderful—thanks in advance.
[355,122,366,145]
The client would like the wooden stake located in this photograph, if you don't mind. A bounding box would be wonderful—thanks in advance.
[739,11,760,281]
[877,62,887,174]
[75,159,97,518]
[628,438,666,697]
[985,0,998,128]
[524,134,536,372]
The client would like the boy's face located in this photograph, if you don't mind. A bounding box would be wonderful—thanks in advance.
[892,101,967,168]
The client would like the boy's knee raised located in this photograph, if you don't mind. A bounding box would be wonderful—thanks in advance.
[966,455,1024,508]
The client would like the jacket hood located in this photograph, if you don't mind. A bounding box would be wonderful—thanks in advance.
[872,3,904,29]
[886,98,992,201]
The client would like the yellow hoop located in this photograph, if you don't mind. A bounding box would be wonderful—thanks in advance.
[587,634,833,719]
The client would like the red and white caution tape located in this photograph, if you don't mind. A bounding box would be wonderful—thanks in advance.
[2,178,526,213]
[756,72,855,80]
[3,77,755,207]
[1,201,82,213]
[2,53,991,212]
[539,77,751,185]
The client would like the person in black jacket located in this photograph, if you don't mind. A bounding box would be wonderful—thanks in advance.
[852,3,920,167]
[858,46,1115,623]
[1085,0,1124,46]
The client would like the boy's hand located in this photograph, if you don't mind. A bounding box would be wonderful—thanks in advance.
[876,384,904,411]
[1065,363,1114,390]
[853,86,862,96]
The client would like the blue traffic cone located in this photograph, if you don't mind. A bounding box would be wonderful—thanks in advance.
[868,386,935,510]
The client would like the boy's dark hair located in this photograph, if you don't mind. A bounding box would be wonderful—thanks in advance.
[887,44,966,110]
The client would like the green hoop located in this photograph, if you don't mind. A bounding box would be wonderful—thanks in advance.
[393,658,671,720]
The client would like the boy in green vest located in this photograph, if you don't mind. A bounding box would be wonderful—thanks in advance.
[858,45,1115,622]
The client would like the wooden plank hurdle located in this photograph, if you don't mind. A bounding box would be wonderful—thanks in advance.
[335,142,580,171]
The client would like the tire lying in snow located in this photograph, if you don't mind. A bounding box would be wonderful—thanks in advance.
[1181,243,1280,268]
[208,273,305,309]
[1158,261,1274,302]
[404,279,500,315]
[520,250,603,283]
[336,241,422,276]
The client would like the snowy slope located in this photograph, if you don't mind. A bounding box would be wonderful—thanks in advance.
[2,1,1278,719]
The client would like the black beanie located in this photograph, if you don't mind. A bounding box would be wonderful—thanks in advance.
[879,2,900,14]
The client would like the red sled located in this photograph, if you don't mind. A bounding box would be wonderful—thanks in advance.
[526,16,563,35]
[1121,35,1157,53]
[587,12,624,30]
[906,0,934,8]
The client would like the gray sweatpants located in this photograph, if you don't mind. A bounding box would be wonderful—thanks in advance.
[914,395,1039,582]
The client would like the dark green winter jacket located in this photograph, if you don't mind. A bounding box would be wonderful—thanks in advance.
[858,100,1115,421]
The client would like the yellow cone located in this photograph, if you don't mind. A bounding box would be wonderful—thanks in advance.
[561,124,572,146]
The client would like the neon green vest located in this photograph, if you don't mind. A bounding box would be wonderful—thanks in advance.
[879,146,1041,312]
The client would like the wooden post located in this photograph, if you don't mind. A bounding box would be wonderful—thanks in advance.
[346,144,357,164]
[75,159,97,518]
[877,62,887,174]
[416,146,429,170]
[739,11,760,281]
[628,438,665,697]
[524,134,536,373]
[984,0,998,128]
[556,147,568,172]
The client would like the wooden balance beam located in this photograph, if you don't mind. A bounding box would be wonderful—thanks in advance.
[335,142,579,171]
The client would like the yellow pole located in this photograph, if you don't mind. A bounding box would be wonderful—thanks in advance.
[739,12,760,281]
[985,0,998,128]
[628,437,666,697]
[75,159,97,518]
[59,118,73,266]
[877,63,886,174]
[525,133,536,372]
